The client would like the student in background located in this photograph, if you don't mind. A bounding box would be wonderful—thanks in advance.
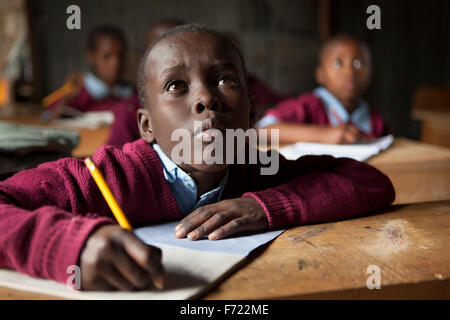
[106,19,185,148]
[257,35,390,145]
[46,25,134,116]
[146,18,185,47]
[0,24,394,291]
[223,31,287,120]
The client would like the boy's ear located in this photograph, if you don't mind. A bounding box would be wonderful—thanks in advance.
[137,108,155,143]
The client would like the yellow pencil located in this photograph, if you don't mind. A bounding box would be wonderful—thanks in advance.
[42,82,76,108]
[84,157,133,230]
[85,157,166,290]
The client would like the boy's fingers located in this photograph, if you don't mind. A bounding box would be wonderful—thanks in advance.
[113,248,152,289]
[343,129,359,144]
[187,211,233,241]
[175,204,221,238]
[81,277,116,291]
[122,233,165,289]
[208,217,248,240]
[102,263,136,291]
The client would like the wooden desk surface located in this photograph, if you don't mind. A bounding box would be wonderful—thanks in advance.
[367,138,450,205]
[204,200,450,299]
[1,200,448,300]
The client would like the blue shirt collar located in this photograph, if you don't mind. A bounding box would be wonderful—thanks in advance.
[84,72,134,101]
[152,143,229,215]
[314,86,372,134]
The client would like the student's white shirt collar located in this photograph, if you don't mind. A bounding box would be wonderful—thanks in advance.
[314,87,372,134]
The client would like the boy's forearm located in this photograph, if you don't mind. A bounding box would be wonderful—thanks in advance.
[243,157,395,229]
[0,198,113,283]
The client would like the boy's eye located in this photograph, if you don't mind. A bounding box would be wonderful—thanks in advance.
[353,59,362,69]
[166,80,187,92]
[217,75,237,86]
[332,59,342,68]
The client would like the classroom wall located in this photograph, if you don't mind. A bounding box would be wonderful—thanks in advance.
[28,0,450,138]
[29,0,320,98]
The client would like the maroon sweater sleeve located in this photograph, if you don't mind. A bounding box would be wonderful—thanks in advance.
[0,160,116,283]
[0,142,159,284]
[265,96,308,123]
[242,153,395,229]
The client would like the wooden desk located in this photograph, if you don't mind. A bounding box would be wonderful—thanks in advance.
[271,137,450,205]
[367,138,450,205]
[0,105,111,158]
[412,109,450,148]
[1,200,448,299]
[204,200,450,299]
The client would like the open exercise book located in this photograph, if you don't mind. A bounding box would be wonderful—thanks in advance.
[0,222,284,300]
[279,134,394,161]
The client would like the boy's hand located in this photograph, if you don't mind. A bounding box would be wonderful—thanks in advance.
[80,225,165,291]
[321,124,362,144]
[174,198,268,241]
[64,72,85,100]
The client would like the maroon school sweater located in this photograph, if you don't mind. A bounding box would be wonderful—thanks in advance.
[48,86,142,149]
[265,93,390,138]
[48,86,137,113]
[0,139,395,284]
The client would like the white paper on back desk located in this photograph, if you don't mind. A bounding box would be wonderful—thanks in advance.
[53,111,114,129]
[279,134,394,161]
[0,221,284,300]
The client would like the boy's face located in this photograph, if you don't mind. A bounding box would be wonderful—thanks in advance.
[139,32,253,174]
[88,36,124,86]
[316,39,371,108]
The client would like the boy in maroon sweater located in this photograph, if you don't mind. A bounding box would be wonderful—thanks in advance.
[47,26,135,115]
[46,26,140,150]
[257,35,390,144]
[0,25,395,291]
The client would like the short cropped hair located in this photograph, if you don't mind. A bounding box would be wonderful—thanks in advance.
[87,25,126,52]
[317,34,371,66]
[137,23,247,108]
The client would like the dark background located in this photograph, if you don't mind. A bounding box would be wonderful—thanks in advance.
[27,0,450,138]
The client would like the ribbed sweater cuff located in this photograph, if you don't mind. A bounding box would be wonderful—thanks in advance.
[41,214,114,284]
[242,189,300,229]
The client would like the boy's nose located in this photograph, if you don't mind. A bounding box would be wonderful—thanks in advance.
[194,87,220,113]
[342,64,357,79]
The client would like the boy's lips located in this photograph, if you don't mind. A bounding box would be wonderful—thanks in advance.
[342,81,358,92]
[193,119,226,141]
[194,128,223,141]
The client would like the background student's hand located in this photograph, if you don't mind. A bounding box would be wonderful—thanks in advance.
[80,225,165,291]
[321,123,362,144]
[64,71,85,100]
[174,197,268,241]
[43,72,85,121]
